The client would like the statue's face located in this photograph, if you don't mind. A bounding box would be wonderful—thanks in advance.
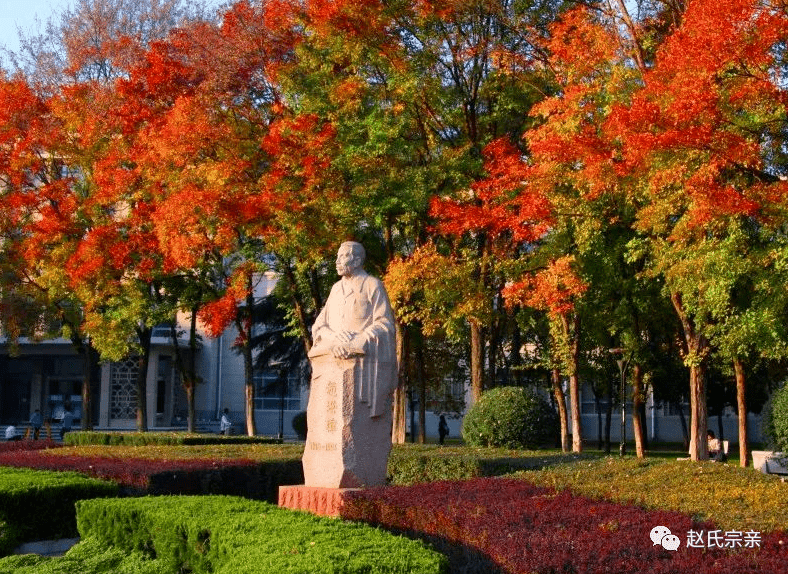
[336,244,360,276]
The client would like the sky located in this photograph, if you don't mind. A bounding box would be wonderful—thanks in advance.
[0,0,61,56]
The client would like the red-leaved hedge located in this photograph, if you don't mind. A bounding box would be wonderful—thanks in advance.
[0,439,59,454]
[0,449,303,501]
[342,477,788,574]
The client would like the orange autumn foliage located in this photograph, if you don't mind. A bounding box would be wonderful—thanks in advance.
[503,257,587,318]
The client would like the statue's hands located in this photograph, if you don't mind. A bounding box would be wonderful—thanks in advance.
[331,344,354,359]
[335,330,356,343]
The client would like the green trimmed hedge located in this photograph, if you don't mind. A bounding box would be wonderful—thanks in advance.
[0,537,165,574]
[0,467,117,556]
[72,495,447,574]
[64,431,283,446]
[388,445,586,485]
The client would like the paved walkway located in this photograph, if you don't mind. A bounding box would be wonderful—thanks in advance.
[13,538,79,557]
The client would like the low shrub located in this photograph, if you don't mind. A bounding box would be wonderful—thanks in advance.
[0,439,59,454]
[763,383,788,452]
[462,386,559,448]
[64,431,282,447]
[342,477,788,574]
[0,536,167,574]
[0,449,301,502]
[74,495,448,574]
[0,467,117,556]
[388,445,584,485]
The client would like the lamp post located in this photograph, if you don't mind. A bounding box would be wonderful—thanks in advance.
[609,348,632,457]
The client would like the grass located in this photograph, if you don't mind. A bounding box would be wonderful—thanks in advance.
[519,455,788,533]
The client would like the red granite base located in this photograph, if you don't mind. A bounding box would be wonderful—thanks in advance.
[278,485,361,517]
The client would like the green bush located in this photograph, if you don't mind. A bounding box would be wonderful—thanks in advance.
[292,411,307,440]
[0,467,117,556]
[763,383,788,452]
[0,537,168,574]
[388,445,583,485]
[462,386,559,449]
[74,495,448,574]
[65,431,282,447]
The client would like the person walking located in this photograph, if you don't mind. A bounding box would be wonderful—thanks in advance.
[438,415,449,446]
[30,409,43,440]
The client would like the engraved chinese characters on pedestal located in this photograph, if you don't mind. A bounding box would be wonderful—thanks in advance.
[303,241,397,488]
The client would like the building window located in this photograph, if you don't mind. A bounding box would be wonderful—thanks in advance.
[253,371,301,411]
[110,357,139,420]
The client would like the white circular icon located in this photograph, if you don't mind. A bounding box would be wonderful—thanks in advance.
[661,534,681,551]
[650,525,680,551]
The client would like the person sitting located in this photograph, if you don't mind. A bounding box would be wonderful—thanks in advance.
[220,408,232,435]
[707,429,724,461]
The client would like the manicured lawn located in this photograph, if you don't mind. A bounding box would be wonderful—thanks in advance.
[520,455,788,533]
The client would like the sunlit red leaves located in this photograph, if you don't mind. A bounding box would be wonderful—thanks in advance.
[610,0,788,230]
[0,78,58,195]
[526,7,637,201]
[504,256,587,317]
[540,6,621,87]
[260,113,338,209]
[219,0,301,84]
[306,0,390,42]
[197,262,257,338]
[431,137,552,245]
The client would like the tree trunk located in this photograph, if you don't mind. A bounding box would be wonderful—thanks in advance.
[187,308,198,434]
[671,292,708,461]
[171,309,201,434]
[284,263,313,353]
[78,338,98,430]
[552,368,570,452]
[242,285,257,437]
[561,313,583,453]
[734,358,748,467]
[688,362,709,461]
[639,400,649,452]
[604,384,613,454]
[391,321,408,444]
[470,319,484,406]
[569,371,582,453]
[632,363,646,458]
[135,325,152,432]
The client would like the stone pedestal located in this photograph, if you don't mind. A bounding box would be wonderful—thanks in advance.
[278,485,359,517]
[301,353,392,488]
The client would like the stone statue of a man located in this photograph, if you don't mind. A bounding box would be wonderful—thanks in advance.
[303,241,397,488]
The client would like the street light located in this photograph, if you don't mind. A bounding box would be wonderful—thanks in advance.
[609,348,632,457]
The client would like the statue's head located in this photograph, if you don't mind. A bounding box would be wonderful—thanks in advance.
[336,241,365,277]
